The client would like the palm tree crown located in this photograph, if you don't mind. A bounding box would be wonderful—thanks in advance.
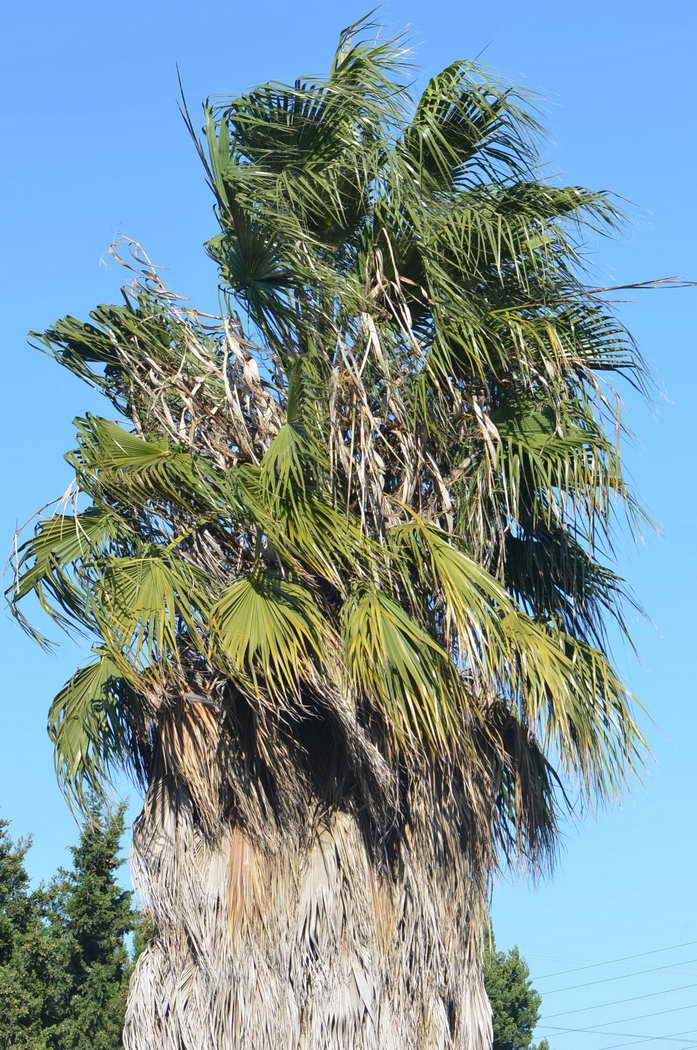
[10,17,647,1050]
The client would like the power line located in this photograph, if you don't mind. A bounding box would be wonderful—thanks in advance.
[602,1041,697,1050]
[601,1042,697,1050]
[597,1028,697,1050]
[542,982,697,1019]
[539,999,697,1037]
[538,1024,697,1044]
[600,1041,697,1050]
[536,942,697,982]
[545,958,697,995]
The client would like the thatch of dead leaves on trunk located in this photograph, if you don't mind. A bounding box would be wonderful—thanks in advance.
[9,16,658,1050]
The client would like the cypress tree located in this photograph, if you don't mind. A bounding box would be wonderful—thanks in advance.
[0,820,52,1050]
[484,940,550,1050]
[47,800,135,1050]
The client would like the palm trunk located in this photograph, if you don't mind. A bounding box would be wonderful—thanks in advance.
[124,780,492,1050]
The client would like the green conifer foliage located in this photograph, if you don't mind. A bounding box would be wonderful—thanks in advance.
[0,821,52,1050]
[484,940,550,1050]
[47,801,135,1050]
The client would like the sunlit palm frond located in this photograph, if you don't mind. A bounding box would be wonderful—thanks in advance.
[210,571,326,699]
[96,552,211,672]
[497,611,643,796]
[398,60,540,191]
[389,515,508,660]
[342,585,471,751]
[69,416,222,509]
[10,506,132,644]
[48,654,145,808]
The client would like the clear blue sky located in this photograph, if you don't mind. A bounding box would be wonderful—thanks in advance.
[2,3,695,1048]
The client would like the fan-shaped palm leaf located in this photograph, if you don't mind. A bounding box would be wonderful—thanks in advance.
[210,571,326,698]
[48,653,144,807]
[97,552,210,671]
[342,586,470,749]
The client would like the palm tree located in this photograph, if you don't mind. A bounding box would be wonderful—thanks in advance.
[10,18,648,1050]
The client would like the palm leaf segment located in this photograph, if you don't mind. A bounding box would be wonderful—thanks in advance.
[11,16,645,866]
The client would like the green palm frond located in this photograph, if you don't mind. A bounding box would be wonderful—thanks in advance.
[272,496,369,590]
[488,703,561,866]
[210,572,326,698]
[211,15,406,195]
[389,516,507,659]
[97,552,210,671]
[229,462,365,588]
[260,424,315,505]
[499,612,643,796]
[33,297,169,408]
[79,416,172,469]
[9,507,131,643]
[342,586,469,750]
[388,514,642,794]
[70,415,223,510]
[502,525,636,646]
[31,314,123,389]
[48,654,144,807]
[261,356,329,499]
[490,396,624,540]
[398,60,540,191]
[206,205,295,322]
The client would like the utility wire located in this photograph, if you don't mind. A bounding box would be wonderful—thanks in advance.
[545,958,697,995]
[601,1042,697,1050]
[601,1041,697,1050]
[597,1027,697,1050]
[538,999,697,1036]
[536,942,697,982]
[538,1024,697,1044]
[542,982,697,1019]
[537,995,697,1037]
